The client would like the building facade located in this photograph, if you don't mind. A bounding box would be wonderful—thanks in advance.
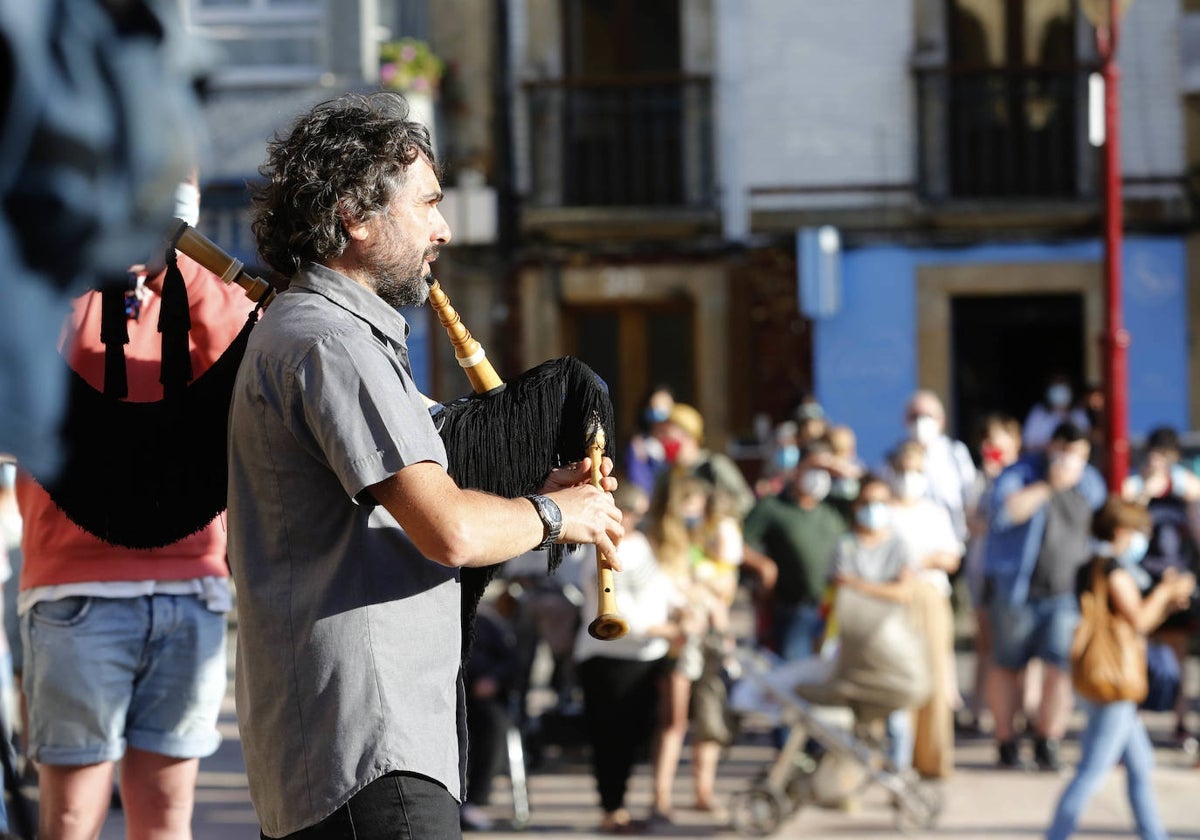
[182,0,1198,473]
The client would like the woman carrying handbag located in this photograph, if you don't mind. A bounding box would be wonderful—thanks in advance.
[1046,496,1195,840]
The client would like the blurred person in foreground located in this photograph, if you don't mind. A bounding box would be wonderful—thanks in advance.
[226,92,622,839]
[743,452,846,662]
[984,422,1105,771]
[575,482,676,834]
[1045,497,1195,840]
[829,474,918,770]
[646,473,738,825]
[16,176,252,838]
[1121,426,1200,748]
[657,403,755,519]
[1023,374,1090,454]
[960,413,1023,734]
[625,385,674,497]
[887,441,962,778]
[887,390,977,543]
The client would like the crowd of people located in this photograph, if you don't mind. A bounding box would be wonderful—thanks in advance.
[456,381,1199,838]
[0,88,1194,840]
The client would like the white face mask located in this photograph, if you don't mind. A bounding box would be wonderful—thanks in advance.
[895,470,928,502]
[909,415,939,445]
[798,469,831,502]
[173,182,201,228]
[856,501,892,531]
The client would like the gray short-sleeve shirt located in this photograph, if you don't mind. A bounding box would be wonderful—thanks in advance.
[227,263,464,837]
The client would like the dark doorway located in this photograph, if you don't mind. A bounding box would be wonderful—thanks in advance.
[951,293,1085,446]
[563,303,694,447]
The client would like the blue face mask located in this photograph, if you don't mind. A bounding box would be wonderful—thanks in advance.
[645,406,670,424]
[683,515,702,531]
[1118,531,1150,567]
[855,501,891,531]
[775,445,800,471]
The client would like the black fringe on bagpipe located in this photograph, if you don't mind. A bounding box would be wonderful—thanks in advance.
[35,313,258,549]
[434,356,614,659]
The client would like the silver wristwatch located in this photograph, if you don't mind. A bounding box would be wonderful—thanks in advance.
[524,494,563,551]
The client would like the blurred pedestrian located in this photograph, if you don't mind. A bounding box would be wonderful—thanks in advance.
[461,586,522,832]
[743,455,846,662]
[829,475,918,770]
[16,180,253,837]
[647,472,737,826]
[625,385,674,497]
[984,422,1106,771]
[961,413,1023,733]
[793,395,829,449]
[888,441,962,778]
[888,390,977,543]
[658,403,756,519]
[825,424,866,526]
[1045,496,1195,840]
[575,482,676,835]
[1122,426,1200,748]
[1023,374,1090,454]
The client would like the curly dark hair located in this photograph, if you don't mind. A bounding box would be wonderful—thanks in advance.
[251,91,437,276]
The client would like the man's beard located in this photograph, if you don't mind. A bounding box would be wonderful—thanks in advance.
[362,231,435,308]
[374,267,429,308]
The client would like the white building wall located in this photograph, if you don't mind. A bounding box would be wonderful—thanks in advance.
[1118,1,1185,180]
[720,0,916,196]
[715,0,1184,217]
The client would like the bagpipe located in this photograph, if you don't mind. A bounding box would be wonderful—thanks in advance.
[36,221,628,650]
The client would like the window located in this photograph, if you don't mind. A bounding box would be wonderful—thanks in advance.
[917,0,1093,200]
[185,0,326,86]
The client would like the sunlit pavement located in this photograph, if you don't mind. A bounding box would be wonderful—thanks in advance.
[73,644,1198,840]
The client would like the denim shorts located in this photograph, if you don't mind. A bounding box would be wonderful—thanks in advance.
[21,594,226,765]
[989,593,1080,671]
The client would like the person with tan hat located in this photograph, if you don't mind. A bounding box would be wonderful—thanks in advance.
[656,403,755,519]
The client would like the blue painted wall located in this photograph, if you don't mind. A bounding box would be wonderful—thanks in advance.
[812,237,1189,468]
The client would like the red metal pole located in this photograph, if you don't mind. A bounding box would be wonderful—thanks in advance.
[1100,0,1130,492]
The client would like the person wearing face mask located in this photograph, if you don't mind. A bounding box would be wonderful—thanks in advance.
[743,450,847,663]
[625,385,675,496]
[984,422,1106,772]
[887,442,963,777]
[1121,426,1200,749]
[829,475,918,770]
[645,473,738,827]
[1045,496,1195,840]
[1023,374,1091,454]
[961,414,1023,735]
[656,403,756,519]
[887,390,977,544]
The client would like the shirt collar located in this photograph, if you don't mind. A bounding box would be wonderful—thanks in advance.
[291,262,411,347]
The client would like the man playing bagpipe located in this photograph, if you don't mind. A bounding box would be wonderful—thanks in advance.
[226,91,624,839]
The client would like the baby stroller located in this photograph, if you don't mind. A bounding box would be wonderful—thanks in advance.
[727,588,945,836]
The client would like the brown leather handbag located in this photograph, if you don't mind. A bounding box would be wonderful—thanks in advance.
[1070,559,1148,704]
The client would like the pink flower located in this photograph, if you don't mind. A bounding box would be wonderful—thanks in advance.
[400,44,417,62]
[380,63,397,85]
[412,76,430,93]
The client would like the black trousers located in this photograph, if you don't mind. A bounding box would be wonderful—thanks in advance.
[579,655,664,813]
[264,771,461,840]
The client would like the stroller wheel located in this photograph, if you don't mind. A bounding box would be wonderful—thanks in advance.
[730,788,789,837]
[895,780,944,833]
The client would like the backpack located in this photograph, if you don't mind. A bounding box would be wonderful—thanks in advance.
[1070,559,1148,704]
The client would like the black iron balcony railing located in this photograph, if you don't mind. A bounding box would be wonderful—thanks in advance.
[915,66,1099,201]
[523,74,715,209]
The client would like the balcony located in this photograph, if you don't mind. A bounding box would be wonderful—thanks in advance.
[523,74,715,215]
[915,66,1099,203]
